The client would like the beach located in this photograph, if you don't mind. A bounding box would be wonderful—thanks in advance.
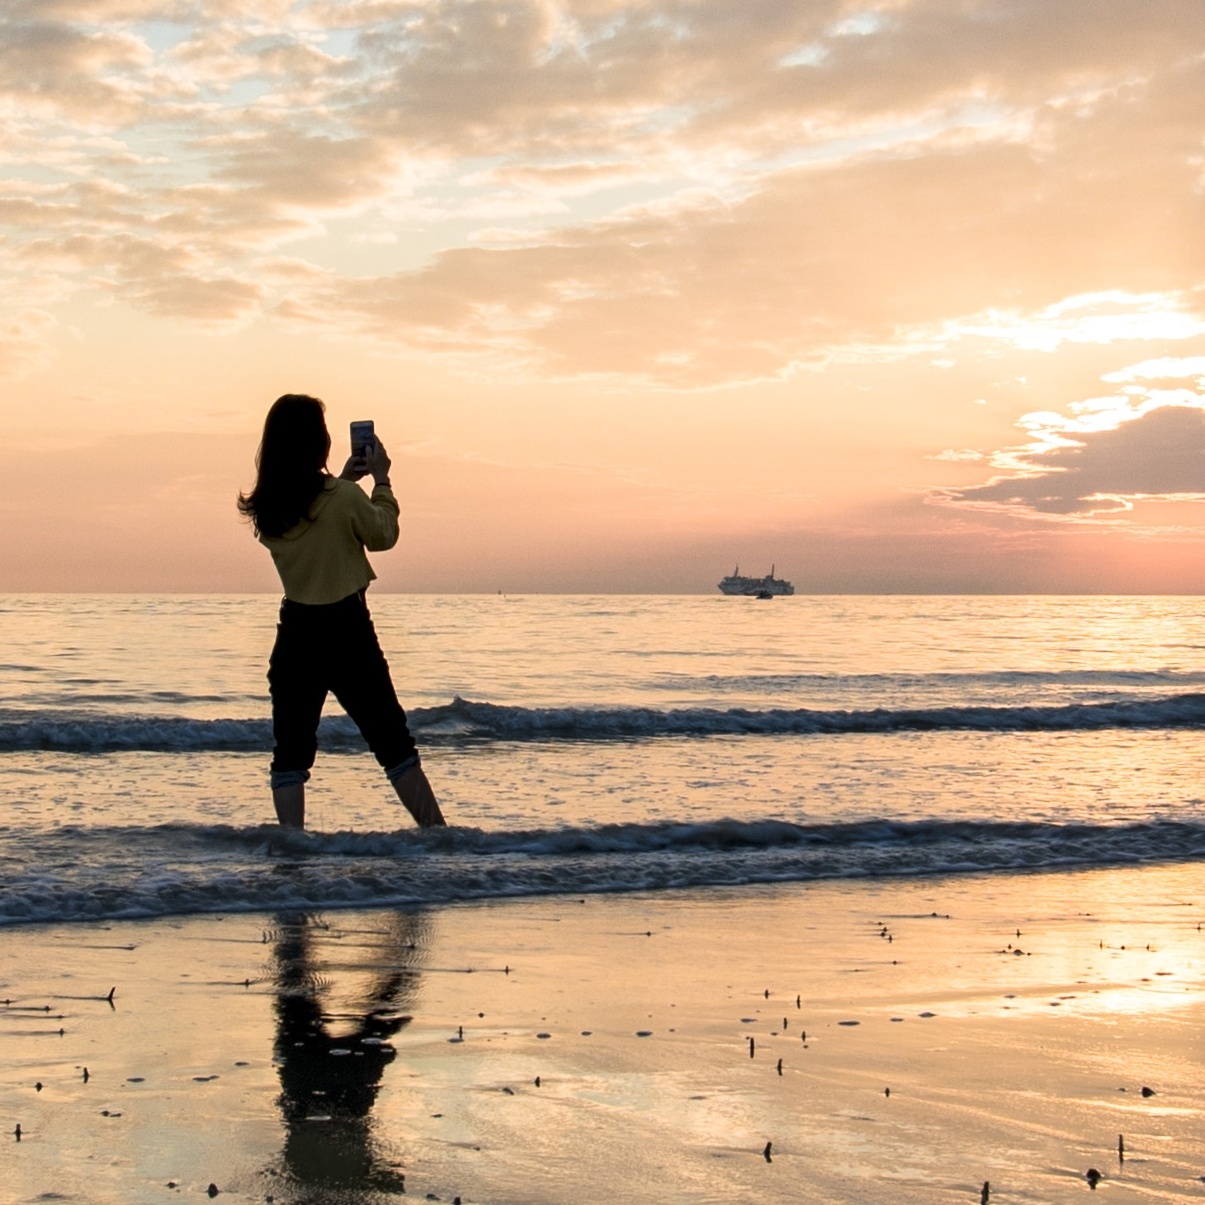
[5,862,1203,1205]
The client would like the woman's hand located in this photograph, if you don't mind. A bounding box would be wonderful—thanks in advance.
[367,438,392,485]
[338,456,367,482]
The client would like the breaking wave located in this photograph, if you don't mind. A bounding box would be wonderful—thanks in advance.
[3,693,1205,753]
[3,816,1203,926]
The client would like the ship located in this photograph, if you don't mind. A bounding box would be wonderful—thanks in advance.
[717,564,795,596]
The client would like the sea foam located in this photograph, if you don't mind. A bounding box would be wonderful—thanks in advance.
[3,692,1205,752]
[3,816,1202,926]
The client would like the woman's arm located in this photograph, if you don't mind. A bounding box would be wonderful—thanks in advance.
[349,438,400,551]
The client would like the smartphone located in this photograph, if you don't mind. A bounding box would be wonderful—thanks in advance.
[350,420,375,462]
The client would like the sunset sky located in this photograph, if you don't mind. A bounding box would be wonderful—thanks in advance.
[1,0,1203,592]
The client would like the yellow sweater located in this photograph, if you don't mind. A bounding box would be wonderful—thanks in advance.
[261,477,399,605]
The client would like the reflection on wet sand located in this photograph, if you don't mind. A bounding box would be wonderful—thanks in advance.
[267,910,432,1200]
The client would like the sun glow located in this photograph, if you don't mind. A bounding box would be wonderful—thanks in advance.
[948,293,1205,354]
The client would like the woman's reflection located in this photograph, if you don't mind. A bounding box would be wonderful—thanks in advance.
[268,910,432,1197]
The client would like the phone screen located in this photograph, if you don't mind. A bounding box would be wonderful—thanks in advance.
[350,420,375,460]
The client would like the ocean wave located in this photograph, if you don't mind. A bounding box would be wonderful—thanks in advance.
[3,693,1205,752]
[2,817,1203,926]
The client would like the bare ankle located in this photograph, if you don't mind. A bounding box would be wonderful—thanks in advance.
[272,784,305,829]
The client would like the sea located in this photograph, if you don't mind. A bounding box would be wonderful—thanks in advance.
[2,592,1204,927]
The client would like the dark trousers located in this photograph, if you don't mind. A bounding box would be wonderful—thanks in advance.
[268,591,419,784]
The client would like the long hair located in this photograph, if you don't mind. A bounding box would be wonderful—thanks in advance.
[238,394,332,538]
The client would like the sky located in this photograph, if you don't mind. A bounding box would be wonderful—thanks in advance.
[1,0,1203,593]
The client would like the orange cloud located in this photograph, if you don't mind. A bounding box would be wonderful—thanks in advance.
[0,0,1200,381]
[273,68,1205,384]
[939,403,1205,517]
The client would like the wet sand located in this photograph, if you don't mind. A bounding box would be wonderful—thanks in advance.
[3,862,1204,1204]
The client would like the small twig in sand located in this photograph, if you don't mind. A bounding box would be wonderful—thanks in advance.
[980,1181,990,1205]
[762,1141,772,1163]
[44,987,116,1008]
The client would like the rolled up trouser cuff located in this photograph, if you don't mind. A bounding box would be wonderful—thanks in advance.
[270,768,311,789]
[384,755,420,784]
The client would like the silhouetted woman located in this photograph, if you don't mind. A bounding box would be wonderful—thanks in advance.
[238,393,444,829]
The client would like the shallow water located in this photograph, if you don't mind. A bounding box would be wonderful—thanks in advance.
[2,594,1204,923]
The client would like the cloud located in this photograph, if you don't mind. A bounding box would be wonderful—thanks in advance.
[0,17,157,122]
[1102,356,1205,384]
[212,126,408,212]
[20,232,266,322]
[273,68,1205,383]
[0,0,1201,381]
[331,0,1203,163]
[946,293,1205,353]
[938,403,1205,517]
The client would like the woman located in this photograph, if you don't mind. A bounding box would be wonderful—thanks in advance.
[238,393,445,830]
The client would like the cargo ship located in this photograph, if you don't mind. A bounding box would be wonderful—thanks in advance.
[717,565,795,596]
